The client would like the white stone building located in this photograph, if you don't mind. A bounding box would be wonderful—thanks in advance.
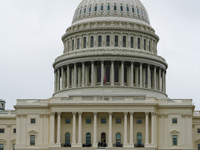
[0,0,200,150]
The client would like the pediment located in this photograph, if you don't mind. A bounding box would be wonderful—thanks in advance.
[170,130,180,134]
[28,130,38,134]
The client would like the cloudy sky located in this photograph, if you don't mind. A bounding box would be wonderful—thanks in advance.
[0,0,200,110]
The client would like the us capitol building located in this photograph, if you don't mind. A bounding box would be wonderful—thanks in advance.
[1,0,200,150]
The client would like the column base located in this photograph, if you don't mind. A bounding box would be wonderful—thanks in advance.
[123,143,131,147]
[49,143,58,147]
[127,143,134,147]
[108,142,113,147]
[145,143,156,148]
[72,143,82,147]
[93,142,97,147]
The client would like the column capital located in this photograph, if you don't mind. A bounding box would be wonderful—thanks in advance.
[158,113,163,118]
[72,112,76,115]
[82,62,85,65]
[50,112,55,116]
[39,114,44,118]
[57,112,61,116]
[181,114,186,118]
[93,112,98,115]
[151,112,156,116]
[129,112,134,115]
[145,112,149,116]
[22,114,27,118]
[164,113,168,118]
[45,114,50,118]
[101,60,104,63]
[131,61,134,64]
[78,112,82,115]
[16,114,21,118]
[108,112,113,115]
[7,124,11,128]
[123,112,128,115]
[111,60,114,63]
[187,114,192,118]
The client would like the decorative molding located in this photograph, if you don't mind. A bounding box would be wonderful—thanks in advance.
[57,112,61,116]
[145,112,149,116]
[7,124,11,128]
[16,114,21,118]
[45,114,50,118]
[22,114,27,118]
[50,112,55,116]
[164,113,168,118]
[181,114,186,118]
[39,114,44,118]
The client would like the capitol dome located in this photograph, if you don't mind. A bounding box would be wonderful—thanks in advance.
[53,0,168,99]
[72,0,150,26]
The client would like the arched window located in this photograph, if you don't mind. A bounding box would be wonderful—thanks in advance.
[107,4,110,11]
[91,36,94,47]
[126,6,129,12]
[86,133,91,145]
[70,70,72,86]
[89,67,91,83]
[106,35,110,46]
[65,133,70,145]
[123,36,126,47]
[101,133,106,146]
[72,39,74,50]
[116,133,121,145]
[151,71,153,88]
[114,66,119,82]
[149,41,151,52]
[84,37,86,48]
[97,66,101,83]
[144,39,146,50]
[130,37,134,48]
[77,38,80,49]
[124,67,127,83]
[84,8,86,13]
[145,69,147,87]
[137,133,142,145]
[76,68,78,85]
[98,36,102,47]
[80,9,82,14]
[95,5,97,12]
[137,38,140,49]
[101,5,104,11]
[114,4,117,11]
[115,36,118,47]
[89,7,91,12]
[132,7,135,13]
[120,5,123,11]
[137,8,140,14]
[106,66,110,82]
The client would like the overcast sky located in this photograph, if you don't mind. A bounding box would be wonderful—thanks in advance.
[0,0,200,110]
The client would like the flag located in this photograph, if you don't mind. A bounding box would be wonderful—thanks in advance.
[104,73,106,85]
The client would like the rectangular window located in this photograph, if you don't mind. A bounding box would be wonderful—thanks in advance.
[30,135,35,145]
[13,129,16,133]
[31,119,36,124]
[86,118,91,124]
[198,129,200,133]
[172,118,177,124]
[0,144,3,150]
[0,129,4,133]
[172,135,177,145]
[13,144,15,150]
[137,119,142,124]
[101,118,106,124]
[116,118,121,124]
[65,119,70,124]
[198,144,200,150]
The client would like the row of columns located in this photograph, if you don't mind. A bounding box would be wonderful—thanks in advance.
[54,61,166,93]
[50,111,156,147]
[64,34,157,54]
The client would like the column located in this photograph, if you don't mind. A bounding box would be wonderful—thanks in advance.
[187,114,192,145]
[74,63,76,87]
[158,68,161,91]
[162,70,165,92]
[164,71,166,93]
[67,65,70,88]
[129,112,134,145]
[50,112,55,145]
[78,112,82,146]
[16,114,21,146]
[145,112,149,145]
[111,61,114,86]
[121,61,124,86]
[78,67,81,87]
[148,65,151,88]
[108,112,113,147]
[124,112,128,145]
[140,63,143,87]
[181,114,186,145]
[154,66,157,89]
[44,114,50,146]
[54,70,57,92]
[57,68,60,90]
[135,67,138,87]
[91,61,94,86]
[82,62,85,87]
[39,114,44,146]
[57,112,61,145]
[101,61,104,86]
[62,67,65,89]
[134,35,137,49]
[22,114,27,146]
[151,112,155,145]
[164,114,168,145]
[7,124,11,150]
[72,112,76,146]
[93,112,98,147]
[130,62,134,87]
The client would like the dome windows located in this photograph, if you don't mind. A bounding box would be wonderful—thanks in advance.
[141,10,143,16]
[132,7,135,13]
[80,9,82,15]
[84,8,86,14]
[137,38,141,49]
[95,5,97,12]
[101,4,104,11]
[98,36,102,47]
[123,36,126,47]
[106,35,110,46]
[131,37,134,48]
[126,6,129,12]
[77,38,80,49]
[120,5,123,12]
[107,4,110,11]
[144,39,146,50]
[84,37,87,48]
[89,6,91,13]
[90,36,94,47]
[114,4,117,11]
[115,36,118,47]
[137,8,140,14]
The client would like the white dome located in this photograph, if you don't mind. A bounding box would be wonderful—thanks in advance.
[72,0,150,26]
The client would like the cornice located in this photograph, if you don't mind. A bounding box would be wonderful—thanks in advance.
[14,105,49,109]
[159,105,195,109]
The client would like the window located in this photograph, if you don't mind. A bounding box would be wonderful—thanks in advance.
[137,119,142,124]
[31,119,36,124]
[13,128,16,133]
[0,129,4,133]
[115,36,118,47]
[101,5,103,11]
[86,118,91,124]
[126,6,129,12]
[114,5,117,11]
[116,133,121,145]
[144,39,146,50]
[76,68,78,85]
[65,119,70,124]
[90,36,94,47]
[95,6,97,11]
[13,144,15,150]
[120,5,123,11]
[72,39,74,50]
[145,69,147,86]
[98,36,102,47]
[77,38,80,49]
[172,118,177,124]
[80,9,82,14]
[172,135,177,146]
[124,67,127,83]
[101,118,106,123]
[65,133,70,145]
[141,10,143,15]
[197,129,200,133]
[106,67,110,82]
[131,37,134,48]
[123,36,126,47]
[97,66,101,83]
[137,133,142,145]
[107,5,110,11]
[149,41,151,51]
[84,8,86,13]
[86,133,91,145]
[137,38,140,49]
[89,7,91,12]
[114,66,119,82]
[89,67,91,83]
[198,144,200,150]
[132,7,135,13]
[30,135,35,145]
[106,35,110,46]
[83,37,86,48]
[116,118,121,124]
[137,8,140,14]
[0,144,3,150]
